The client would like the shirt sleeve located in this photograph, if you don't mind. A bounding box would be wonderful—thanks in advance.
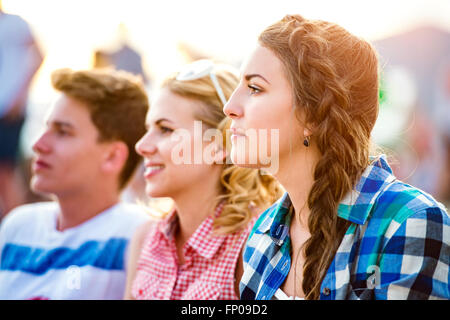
[376,206,449,299]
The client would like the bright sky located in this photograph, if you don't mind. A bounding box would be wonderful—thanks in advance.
[4,0,450,89]
[2,0,450,153]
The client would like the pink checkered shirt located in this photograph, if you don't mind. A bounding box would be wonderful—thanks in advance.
[131,203,255,300]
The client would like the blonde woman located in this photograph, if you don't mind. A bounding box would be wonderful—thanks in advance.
[124,60,282,300]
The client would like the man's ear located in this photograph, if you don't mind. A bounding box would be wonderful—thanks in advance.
[101,141,129,175]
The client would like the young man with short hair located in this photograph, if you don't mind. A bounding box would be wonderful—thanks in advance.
[0,68,150,299]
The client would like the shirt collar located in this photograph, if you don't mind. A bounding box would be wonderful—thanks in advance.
[337,155,396,224]
[261,155,396,236]
[159,209,178,240]
[259,193,292,246]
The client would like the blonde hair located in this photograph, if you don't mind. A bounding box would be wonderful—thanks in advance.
[160,63,283,234]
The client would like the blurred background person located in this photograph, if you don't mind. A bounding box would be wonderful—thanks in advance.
[372,25,450,208]
[0,1,43,219]
[93,23,150,86]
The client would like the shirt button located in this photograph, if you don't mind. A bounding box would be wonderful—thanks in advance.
[322,287,331,296]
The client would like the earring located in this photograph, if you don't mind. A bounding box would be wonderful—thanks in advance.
[303,136,310,147]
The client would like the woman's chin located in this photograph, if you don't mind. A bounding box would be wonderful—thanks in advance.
[230,151,260,168]
[145,184,168,199]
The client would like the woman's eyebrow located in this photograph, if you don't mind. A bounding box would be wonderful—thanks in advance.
[145,118,173,129]
[155,118,173,125]
[244,74,270,84]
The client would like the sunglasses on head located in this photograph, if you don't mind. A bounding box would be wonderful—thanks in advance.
[176,59,227,106]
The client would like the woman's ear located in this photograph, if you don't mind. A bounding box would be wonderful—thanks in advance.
[205,142,227,165]
[213,145,227,164]
[303,127,313,138]
[303,121,318,138]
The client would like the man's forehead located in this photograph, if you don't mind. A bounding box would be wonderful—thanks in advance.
[43,97,93,133]
[48,94,88,117]
[44,102,75,126]
[46,118,75,129]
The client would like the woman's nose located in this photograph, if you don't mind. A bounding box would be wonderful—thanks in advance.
[135,131,157,156]
[223,89,243,119]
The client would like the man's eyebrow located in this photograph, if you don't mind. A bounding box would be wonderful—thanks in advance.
[48,120,75,130]
[244,74,270,84]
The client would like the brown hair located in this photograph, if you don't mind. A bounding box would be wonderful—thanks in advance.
[51,68,149,189]
[259,15,379,299]
[162,64,284,234]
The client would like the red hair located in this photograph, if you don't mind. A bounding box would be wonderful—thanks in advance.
[259,14,379,299]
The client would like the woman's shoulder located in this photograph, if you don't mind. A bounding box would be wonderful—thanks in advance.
[368,179,449,253]
[129,220,158,254]
[367,181,449,299]
[375,179,448,225]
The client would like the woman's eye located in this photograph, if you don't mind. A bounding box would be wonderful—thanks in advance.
[248,84,262,94]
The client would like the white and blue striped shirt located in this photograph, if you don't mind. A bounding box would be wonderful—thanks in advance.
[0,201,149,300]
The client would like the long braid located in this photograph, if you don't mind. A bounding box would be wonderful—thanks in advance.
[259,15,379,299]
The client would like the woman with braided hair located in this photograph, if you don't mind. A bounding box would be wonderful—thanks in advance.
[224,14,449,300]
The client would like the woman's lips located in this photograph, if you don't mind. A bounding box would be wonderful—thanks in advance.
[231,134,246,141]
[143,164,165,178]
[230,127,247,141]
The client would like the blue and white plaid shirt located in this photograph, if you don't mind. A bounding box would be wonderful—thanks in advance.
[240,155,449,300]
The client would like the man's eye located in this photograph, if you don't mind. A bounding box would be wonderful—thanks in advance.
[57,129,69,136]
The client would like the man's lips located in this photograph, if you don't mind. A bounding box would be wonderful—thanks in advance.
[32,159,51,171]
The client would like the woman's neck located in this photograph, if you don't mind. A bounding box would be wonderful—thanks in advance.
[274,147,320,228]
[172,172,222,246]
